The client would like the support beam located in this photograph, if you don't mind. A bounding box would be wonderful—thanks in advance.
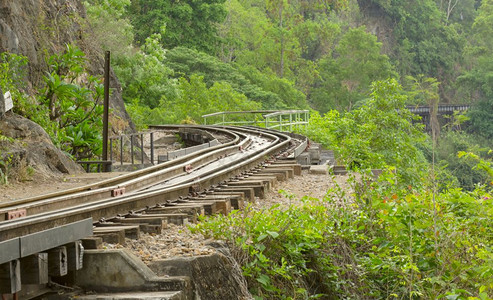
[66,241,84,271]
[20,253,48,284]
[0,260,21,294]
[48,247,67,277]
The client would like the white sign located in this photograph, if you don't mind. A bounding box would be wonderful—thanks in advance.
[2,91,13,113]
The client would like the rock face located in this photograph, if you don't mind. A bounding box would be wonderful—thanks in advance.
[0,112,83,179]
[0,0,135,177]
[0,0,133,131]
[148,248,253,300]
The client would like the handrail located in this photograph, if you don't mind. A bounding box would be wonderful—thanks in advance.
[202,110,277,118]
[263,110,309,118]
[202,110,310,132]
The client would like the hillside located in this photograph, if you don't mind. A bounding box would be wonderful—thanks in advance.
[0,0,135,179]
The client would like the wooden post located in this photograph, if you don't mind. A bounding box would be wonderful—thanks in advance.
[20,253,48,284]
[48,247,67,277]
[0,260,21,294]
[66,241,83,271]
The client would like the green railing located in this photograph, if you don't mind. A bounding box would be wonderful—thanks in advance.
[202,110,309,132]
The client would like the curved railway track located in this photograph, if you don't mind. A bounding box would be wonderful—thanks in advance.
[0,125,305,253]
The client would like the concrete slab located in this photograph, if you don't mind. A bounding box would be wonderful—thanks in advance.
[76,291,183,300]
[75,249,192,297]
[148,253,251,300]
[330,165,348,175]
[204,192,245,209]
[94,225,140,239]
[266,164,301,176]
[212,188,254,202]
[258,168,292,179]
[137,213,191,225]
[251,171,286,181]
[224,183,266,199]
[309,165,328,175]
[245,176,278,189]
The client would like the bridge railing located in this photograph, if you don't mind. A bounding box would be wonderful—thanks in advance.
[406,104,470,114]
[202,110,310,132]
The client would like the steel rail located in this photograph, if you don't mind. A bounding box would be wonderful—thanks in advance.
[0,126,244,219]
[0,126,239,208]
[0,126,293,240]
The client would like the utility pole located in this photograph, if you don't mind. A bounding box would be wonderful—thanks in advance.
[102,51,110,172]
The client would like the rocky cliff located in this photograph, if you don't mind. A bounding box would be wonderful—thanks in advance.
[0,0,133,131]
[0,112,83,179]
[0,0,135,179]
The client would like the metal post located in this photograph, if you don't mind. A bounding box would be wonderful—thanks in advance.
[289,113,292,132]
[119,136,123,165]
[140,133,144,165]
[109,138,113,162]
[102,51,110,172]
[279,115,281,131]
[130,135,134,165]
[222,113,225,125]
[150,132,154,165]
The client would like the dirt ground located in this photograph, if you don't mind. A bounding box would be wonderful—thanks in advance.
[0,171,130,203]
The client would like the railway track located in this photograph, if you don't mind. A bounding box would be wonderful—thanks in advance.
[0,125,307,298]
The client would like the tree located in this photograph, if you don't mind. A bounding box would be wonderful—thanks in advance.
[126,0,227,54]
[84,0,134,58]
[458,0,493,140]
[304,79,428,185]
[311,27,395,113]
[375,0,465,102]
[164,47,308,109]
[113,34,177,109]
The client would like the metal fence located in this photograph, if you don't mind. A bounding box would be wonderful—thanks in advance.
[202,110,309,132]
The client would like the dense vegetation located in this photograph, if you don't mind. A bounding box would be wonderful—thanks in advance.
[193,79,493,299]
[0,0,492,297]
[1,46,104,160]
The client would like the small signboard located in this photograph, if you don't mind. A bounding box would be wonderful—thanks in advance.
[3,91,13,113]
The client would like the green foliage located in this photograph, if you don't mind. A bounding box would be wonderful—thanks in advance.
[165,47,307,109]
[84,0,134,58]
[0,52,28,94]
[0,154,12,185]
[435,131,491,191]
[37,44,104,160]
[113,33,177,109]
[303,79,428,185]
[125,75,261,127]
[0,52,35,118]
[311,26,395,112]
[192,199,358,299]
[126,0,227,54]
[1,49,103,160]
[193,169,493,299]
[458,0,493,140]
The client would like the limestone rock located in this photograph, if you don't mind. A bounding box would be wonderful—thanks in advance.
[0,0,134,133]
[0,112,83,179]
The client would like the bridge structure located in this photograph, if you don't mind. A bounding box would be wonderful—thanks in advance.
[406,104,470,131]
